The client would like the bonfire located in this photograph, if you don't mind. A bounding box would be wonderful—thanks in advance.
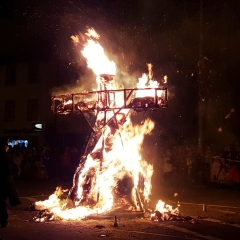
[29,28,179,223]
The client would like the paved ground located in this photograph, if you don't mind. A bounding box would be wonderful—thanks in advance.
[1,179,240,240]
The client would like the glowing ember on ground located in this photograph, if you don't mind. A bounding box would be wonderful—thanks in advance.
[32,28,170,222]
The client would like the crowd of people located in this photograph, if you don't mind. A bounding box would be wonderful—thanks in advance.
[152,144,205,187]
[1,136,240,228]
[0,137,21,228]
[2,144,82,182]
[212,143,240,184]
[0,134,239,230]
[2,139,240,187]
[152,142,240,187]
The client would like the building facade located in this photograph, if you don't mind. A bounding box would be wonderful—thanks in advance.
[0,2,89,152]
[0,60,59,150]
[0,58,90,152]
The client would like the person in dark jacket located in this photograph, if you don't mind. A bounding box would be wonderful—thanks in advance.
[0,137,21,228]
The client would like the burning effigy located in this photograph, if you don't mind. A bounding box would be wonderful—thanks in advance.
[29,28,184,223]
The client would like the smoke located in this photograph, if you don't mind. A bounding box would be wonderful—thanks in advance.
[50,84,80,96]
[52,26,143,94]
[50,71,96,96]
[115,70,138,89]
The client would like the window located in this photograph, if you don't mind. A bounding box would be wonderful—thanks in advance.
[6,64,16,85]
[27,99,38,120]
[28,62,39,83]
[4,100,15,122]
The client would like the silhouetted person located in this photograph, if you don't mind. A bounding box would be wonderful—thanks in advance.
[60,147,71,180]
[0,137,21,228]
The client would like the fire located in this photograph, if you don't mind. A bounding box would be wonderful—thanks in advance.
[34,118,155,220]
[154,200,179,215]
[72,28,116,76]
[34,28,170,221]
[136,73,163,98]
[150,200,180,222]
[34,186,67,210]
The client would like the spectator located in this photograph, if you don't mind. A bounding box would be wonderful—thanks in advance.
[205,146,212,168]
[203,146,212,184]
[162,150,173,184]
[221,144,231,159]
[70,146,80,176]
[12,149,23,178]
[235,145,240,160]
[185,149,194,182]
[231,144,240,160]
[226,163,240,183]
[21,148,38,180]
[191,147,202,184]
[60,147,71,180]
[0,137,21,228]
[42,145,55,180]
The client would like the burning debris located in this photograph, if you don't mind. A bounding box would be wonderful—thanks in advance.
[140,199,180,222]
[26,186,68,212]
[150,200,179,221]
[150,211,198,224]
[33,209,55,222]
[148,200,197,224]
[30,27,172,222]
[25,186,70,222]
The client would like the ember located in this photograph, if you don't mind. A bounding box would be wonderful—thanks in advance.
[149,200,197,224]
[32,28,170,222]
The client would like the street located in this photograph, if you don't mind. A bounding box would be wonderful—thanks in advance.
[1,179,240,240]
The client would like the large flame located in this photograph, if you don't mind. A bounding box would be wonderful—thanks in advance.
[72,28,116,76]
[136,73,163,98]
[35,28,169,221]
[35,118,154,220]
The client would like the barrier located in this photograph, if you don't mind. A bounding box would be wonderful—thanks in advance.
[211,156,240,184]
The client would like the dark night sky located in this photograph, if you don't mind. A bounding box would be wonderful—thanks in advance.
[1,0,240,148]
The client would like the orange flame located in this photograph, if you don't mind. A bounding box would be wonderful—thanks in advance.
[72,28,116,76]
[35,28,170,221]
